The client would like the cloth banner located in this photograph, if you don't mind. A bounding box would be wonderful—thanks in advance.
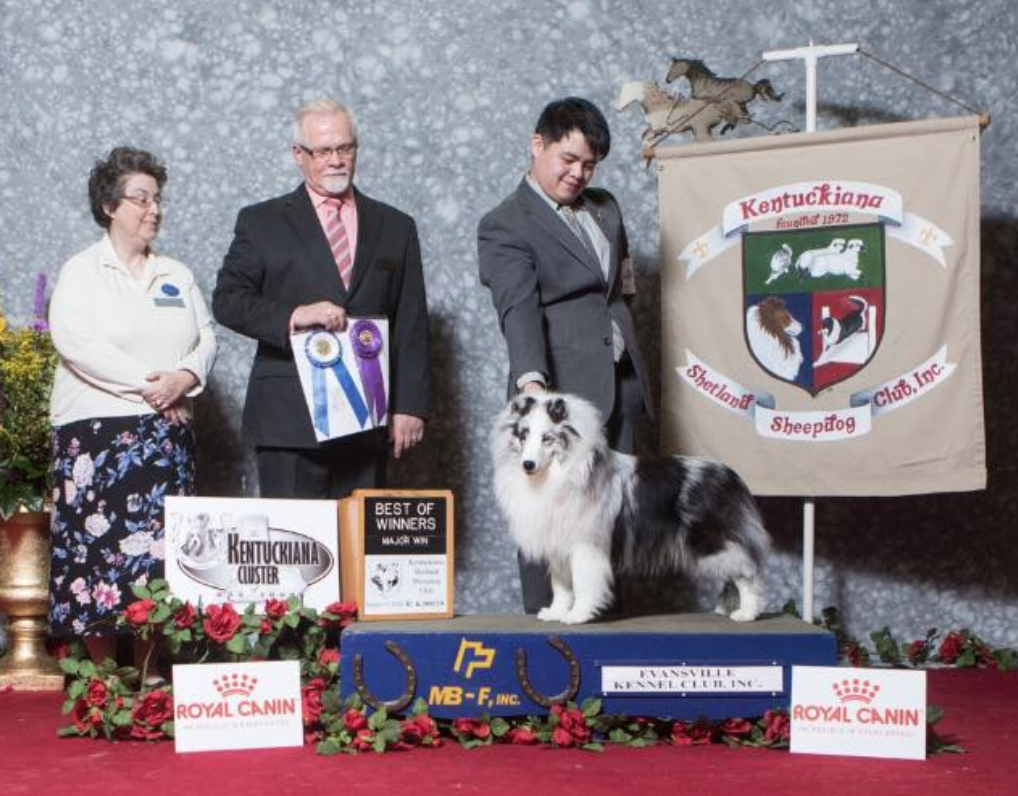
[658,116,985,496]
[291,317,389,442]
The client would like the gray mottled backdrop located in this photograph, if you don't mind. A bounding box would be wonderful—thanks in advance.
[2,0,1015,647]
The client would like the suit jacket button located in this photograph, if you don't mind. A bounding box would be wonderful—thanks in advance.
[603,336,612,345]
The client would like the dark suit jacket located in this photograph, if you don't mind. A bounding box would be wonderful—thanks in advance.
[477,178,651,420]
[213,184,429,449]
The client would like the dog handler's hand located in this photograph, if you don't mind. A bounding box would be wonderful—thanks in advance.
[289,302,347,334]
[390,414,425,459]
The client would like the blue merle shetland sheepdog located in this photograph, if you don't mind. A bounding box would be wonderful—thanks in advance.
[491,392,770,624]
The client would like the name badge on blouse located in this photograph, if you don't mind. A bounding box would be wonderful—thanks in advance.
[154,282,185,308]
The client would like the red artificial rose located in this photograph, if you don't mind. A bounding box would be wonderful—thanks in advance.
[452,717,491,740]
[203,603,242,643]
[905,640,927,663]
[400,719,424,746]
[353,728,374,751]
[85,679,109,708]
[845,642,866,668]
[551,725,575,747]
[973,639,997,668]
[763,710,790,744]
[507,726,538,745]
[671,721,695,746]
[70,698,104,733]
[671,720,712,746]
[399,714,439,747]
[689,722,713,745]
[131,689,173,740]
[173,602,197,630]
[551,705,591,745]
[264,598,289,619]
[938,631,965,664]
[47,639,71,660]
[318,648,341,668]
[301,678,327,726]
[343,709,367,732]
[549,728,582,749]
[321,601,358,628]
[720,718,753,738]
[259,618,273,635]
[124,598,156,626]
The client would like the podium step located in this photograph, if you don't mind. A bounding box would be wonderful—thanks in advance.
[340,613,836,719]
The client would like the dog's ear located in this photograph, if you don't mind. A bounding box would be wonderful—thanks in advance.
[510,395,536,416]
[546,397,568,424]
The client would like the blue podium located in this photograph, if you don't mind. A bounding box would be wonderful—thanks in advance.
[340,613,836,719]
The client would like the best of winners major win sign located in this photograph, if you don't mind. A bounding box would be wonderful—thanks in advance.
[658,117,985,496]
[339,490,454,620]
[292,317,389,442]
[165,496,341,612]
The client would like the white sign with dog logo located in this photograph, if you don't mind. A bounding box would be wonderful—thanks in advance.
[790,666,926,760]
[165,496,341,612]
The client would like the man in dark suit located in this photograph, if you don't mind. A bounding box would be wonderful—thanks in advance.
[478,97,652,612]
[213,98,428,499]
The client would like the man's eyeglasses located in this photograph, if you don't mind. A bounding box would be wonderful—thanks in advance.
[121,193,164,210]
[297,142,358,161]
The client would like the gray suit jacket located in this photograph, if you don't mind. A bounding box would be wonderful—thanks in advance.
[478,178,651,420]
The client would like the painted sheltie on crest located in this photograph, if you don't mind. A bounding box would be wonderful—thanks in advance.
[491,392,770,625]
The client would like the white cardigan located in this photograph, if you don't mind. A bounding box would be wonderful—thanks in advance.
[49,235,217,426]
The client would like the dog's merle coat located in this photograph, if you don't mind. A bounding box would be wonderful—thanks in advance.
[492,393,769,624]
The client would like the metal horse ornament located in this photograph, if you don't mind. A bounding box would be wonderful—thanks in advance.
[666,57,785,123]
[615,80,746,157]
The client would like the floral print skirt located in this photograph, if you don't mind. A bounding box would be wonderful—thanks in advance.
[48,413,196,637]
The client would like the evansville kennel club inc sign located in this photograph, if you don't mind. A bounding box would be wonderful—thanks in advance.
[658,117,985,496]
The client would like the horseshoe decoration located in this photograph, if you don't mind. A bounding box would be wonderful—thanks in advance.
[352,640,417,712]
[515,635,581,707]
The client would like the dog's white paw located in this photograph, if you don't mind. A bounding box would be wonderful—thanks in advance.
[558,608,596,625]
[537,606,567,622]
[728,607,759,622]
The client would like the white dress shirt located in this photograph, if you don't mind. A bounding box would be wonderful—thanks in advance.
[49,234,217,426]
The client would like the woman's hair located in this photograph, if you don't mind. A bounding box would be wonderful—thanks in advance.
[88,147,168,229]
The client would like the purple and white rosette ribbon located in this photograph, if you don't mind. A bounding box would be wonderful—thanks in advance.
[351,319,387,425]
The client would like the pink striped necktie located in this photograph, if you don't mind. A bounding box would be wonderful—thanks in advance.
[325,198,353,288]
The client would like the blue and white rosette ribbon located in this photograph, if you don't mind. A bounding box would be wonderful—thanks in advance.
[305,331,369,436]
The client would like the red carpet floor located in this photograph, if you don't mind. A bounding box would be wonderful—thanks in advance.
[0,668,1014,796]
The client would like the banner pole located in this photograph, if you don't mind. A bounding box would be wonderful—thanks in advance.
[762,41,859,621]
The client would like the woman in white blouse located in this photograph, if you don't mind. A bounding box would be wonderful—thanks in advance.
[47,147,216,665]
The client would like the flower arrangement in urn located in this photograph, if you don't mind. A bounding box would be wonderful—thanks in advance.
[0,274,57,519]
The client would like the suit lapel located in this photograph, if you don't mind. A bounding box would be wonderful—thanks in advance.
[347,188,379,298]
[517,180,604,282]
[284,185,346,297]
[587,196,621,292]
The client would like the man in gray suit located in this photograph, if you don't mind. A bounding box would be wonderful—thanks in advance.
[478,97,652,612]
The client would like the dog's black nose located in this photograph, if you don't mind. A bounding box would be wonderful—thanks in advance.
[522,460,536,473]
